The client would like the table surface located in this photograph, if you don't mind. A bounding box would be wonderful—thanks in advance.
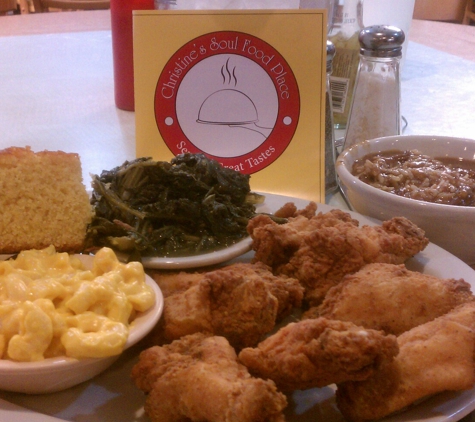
[1,12,475,184]
[1,12,475,59]
[1,9,475,422]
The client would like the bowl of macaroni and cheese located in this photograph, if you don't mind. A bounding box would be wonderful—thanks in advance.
[336,134,475,264]
[0,247,163,394]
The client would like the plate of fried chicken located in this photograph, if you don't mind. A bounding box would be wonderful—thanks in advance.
[132,194,475,422]
[1,193,475,422]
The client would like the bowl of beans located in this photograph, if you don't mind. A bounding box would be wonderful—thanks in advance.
[336,135,475,265]
[0,247,163,394]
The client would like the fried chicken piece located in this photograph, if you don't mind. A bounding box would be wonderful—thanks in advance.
[151,270,205,298]
[164,281,214,338]
[238,318,398,392]
[273,200,318,219]
[163,262,304,349]
[248,207,359,273]
[213,261,304,322]
[336,301,475,421]
[248,203,429,306]
[141,271,208,347]
[305,263,473,335]
[132,333,287,422]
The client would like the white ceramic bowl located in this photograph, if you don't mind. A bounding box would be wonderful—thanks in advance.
[336,135,475,265]
[0,254,164,394]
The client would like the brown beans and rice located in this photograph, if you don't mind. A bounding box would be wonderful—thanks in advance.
[352,149,475,206]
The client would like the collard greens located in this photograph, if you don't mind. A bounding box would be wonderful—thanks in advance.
[85,153,264,259]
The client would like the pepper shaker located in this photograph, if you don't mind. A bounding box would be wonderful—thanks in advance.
[343,25,405,150]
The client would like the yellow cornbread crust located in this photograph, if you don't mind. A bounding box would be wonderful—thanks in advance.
[0,146,92,254]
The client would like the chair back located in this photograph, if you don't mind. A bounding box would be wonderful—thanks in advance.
[32,0,109,12]
[0,0,17,15]
[463,0,475,24]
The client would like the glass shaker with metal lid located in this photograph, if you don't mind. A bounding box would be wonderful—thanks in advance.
[343,25,405,150]
[325,40,338,194]
[329,0,364,130]
[155,0,176,8]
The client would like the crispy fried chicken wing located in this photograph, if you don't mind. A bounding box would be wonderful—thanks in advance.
[163,262,303,348]
[248,203,429,306]
[131,333,287,422]
[238,318,398,392]
[336,302,475,421]
[305,263,473,335]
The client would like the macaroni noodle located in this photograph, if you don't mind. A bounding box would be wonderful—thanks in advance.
[0,246,155,361]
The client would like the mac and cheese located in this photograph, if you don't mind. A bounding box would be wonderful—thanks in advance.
[0,246,155,361]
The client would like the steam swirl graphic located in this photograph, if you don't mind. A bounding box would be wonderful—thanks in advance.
[221,58,238,86]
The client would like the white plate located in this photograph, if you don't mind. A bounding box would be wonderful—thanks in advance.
[1,237,252,271]
[141,236,253,269]
[1,243,253,271]
[140,195,275,269]
[0,193,474,422]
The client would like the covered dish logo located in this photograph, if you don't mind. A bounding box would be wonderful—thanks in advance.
[155,30,300,174]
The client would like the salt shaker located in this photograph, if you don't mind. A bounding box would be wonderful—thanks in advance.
[343,25,405,150]
[325,40,338,194]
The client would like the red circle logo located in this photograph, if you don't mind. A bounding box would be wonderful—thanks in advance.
[155,31,300,174]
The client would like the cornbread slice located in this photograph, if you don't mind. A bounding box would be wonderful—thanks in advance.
[0,146,92,253]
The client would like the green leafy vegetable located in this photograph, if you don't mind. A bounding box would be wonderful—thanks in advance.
[85,153,265,260]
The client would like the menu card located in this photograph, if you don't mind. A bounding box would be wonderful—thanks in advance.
[133,9,327,202]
